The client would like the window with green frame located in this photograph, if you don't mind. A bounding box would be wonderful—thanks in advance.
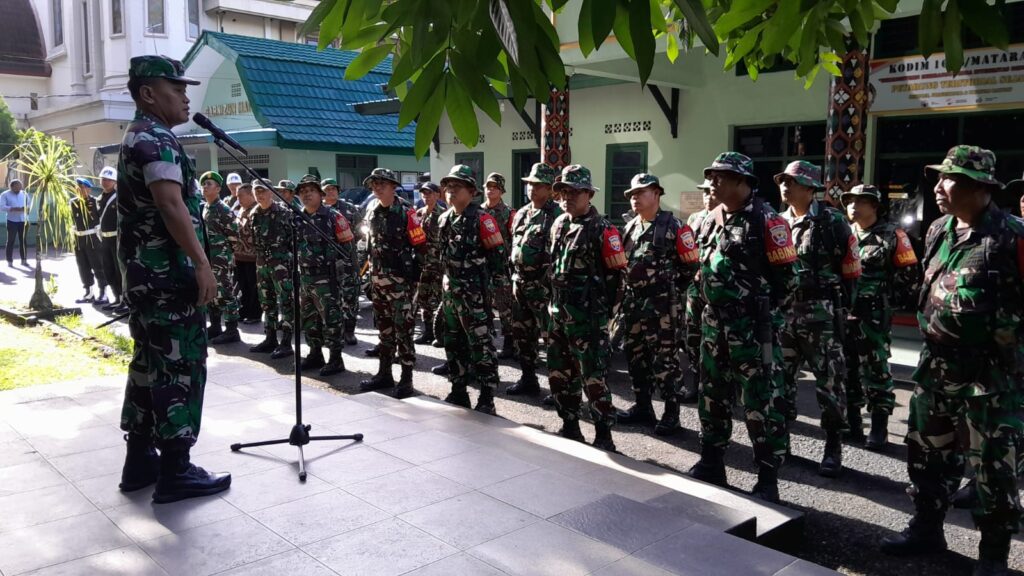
[733,121,826,210]
[605,143,647,224]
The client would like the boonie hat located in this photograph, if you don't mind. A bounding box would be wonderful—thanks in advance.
[703,152,758,187]
[440,164,478,189]
[362,167,401,187]
[296,174,323,194]
[485,172,506,192]
[774,161,823,190]
[553,164,598,194]
[521,163,556,185]
[623,173,664,198]
[840,184,882,205]
[925,145,1002,188]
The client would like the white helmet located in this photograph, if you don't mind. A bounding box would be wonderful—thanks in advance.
[226,172,243,185]
[99,166,117,180]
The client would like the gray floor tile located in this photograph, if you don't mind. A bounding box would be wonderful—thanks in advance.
[634,524,796,576]
[69,389,125,420]
[333,414,427,445]
[229,379,294,400]
[773,559,840,575]
[645,491,757,539]
[404,553,509,576]
[479,469,608,519]
[190,446,287,478]
[346,391,408,410]
[295,386,352,408]
[2,396,107,436]
[140,515,293,576]
[0,457,68,497]
[344,467,471,515]
[202,397,295,425]
[551,494,693,553]
[104,494,243,542]
[373,430,479,465]
[302,517,457,576]
[251,489,389,547]
[421,447,538,489]
[302,399,391,430]
[0,483,96,534]
[201,385,250,408]
[590,556,677,576]
[189,417,284,456]
[220,464,333,513]
[73,473,152,511]
[22,424,125,459]
[20,545,168,576]
[380,401,466,422]
[399,492,540,549]
[0,438,42,467]
[297,445,413,487]
[256,432,366,465]
[215,549,337,576]
[48,445,126,483]
[467,521,626,576]
[0,510,132,575]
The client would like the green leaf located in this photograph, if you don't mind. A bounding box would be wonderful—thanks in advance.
[547,0,571,10]
[859,0,875,30]
[508,63,530,110]
[363,0,384,18]
[713,0,775,37]
[875,0,898,12]
[747,58,760,80]
[629,0,656,85]
[340,22,389,49]
[490,0,520,66]
[414,82,446,158]
[341,0,367,42]
[398,52,446,129]
[445,75,480,147]
[590,0,617,52]
[345,44,393,80]
[802,63,821,89]
[298,0,339,39]
[848,6,869,48]
[536,42,568,89]
[943,0,964,72]
[578,0,596,55]
[919,0,943,58]
[761,0,802,55]
[394,80,409,100]
[650,0,667,34]
[960,0,1009,50]
[319,0,349,50]
[450,49,503,124]
[666,30,680,62]
[821,58,842,76]
[824,18,848,52]
[613,1,636,60]
[724,23,762,69]
[672,0,718,56]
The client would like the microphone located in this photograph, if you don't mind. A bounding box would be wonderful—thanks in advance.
[192,113,249,156]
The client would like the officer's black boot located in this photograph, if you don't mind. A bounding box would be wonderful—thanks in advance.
[444,386,471,408]
[865,411,889,451]
[592,423,616,452]
[413,320,434,345]
[209,321,240,344]
[94,287,109,306]
[320,349,346,377]
[751,465,780,504]
[819,430,843,478]
[505,364,540,396]
[300,348,325,371]
[343,320,357,345]
[542,394,556,407]
[249,328,278,353]
[431,361,450,376]
[615,391,657,426]
[394,365,415,399]
[689,444,728,487]
[359,356,395,392]
[973,527,1011,576]
[951,478,979,510]
[207,312,223,339]
[559,419,585,442]
[475,386,497,415]
[270,330,293,359]
[364,343,380,357]
[845,406,866,443]
[654,397,682,437]
[678,379,699,404]
[880,512,947,556]
[152,447,231,504]
[497,329,515,359]
[118,434,160,492]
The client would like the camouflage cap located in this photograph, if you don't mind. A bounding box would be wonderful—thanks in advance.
[840,184,882,204]
[128,55,200,85]
[296,174,323,194]
[440,164,478,189]
[277,179,297,192]
[553,164,598,194]
[623,173,664,198]
[773,160,823,189]
[252,180,271,190]
[362,167,401,187]
[521,162,556,185]
[696,179,712,192]
[419,182,440,194]
[199,171,224,186]
[485,172,506,192]
[320,177,339,189]
[925,145,1003,188]
[703,152,758,186]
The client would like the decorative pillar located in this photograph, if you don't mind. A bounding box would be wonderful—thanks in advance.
[824,45,870,207]
[542,88,570,170]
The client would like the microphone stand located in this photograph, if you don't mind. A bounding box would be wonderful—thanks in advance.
[211,138,362,482]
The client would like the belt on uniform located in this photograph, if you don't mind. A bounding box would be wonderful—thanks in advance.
[74,227,98,237]
[99,230,117,238]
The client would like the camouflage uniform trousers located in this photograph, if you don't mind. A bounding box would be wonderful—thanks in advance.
[511,278,550,368]
[780,301,849,431]
[301,274,343,351]
[442,286,499,392]
[415,269,442,326]
[547,301,616,426]
[338,262,361,325]
[623,291,680,400]
[256,259,294,332]
[699,305,788,468]
[491,279,514,337]
[684,285,706,390]
[907,347,1023,533]
[845,300,897,415]
[209,261,240,323]
[371,272,417,367]
[120,297,207,450]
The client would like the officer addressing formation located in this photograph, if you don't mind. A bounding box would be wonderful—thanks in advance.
[73,52,1018,574]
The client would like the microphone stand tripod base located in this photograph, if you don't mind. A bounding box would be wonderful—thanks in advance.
[230,425,363,482]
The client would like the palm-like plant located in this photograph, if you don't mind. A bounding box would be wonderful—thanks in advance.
[4,129,78,311]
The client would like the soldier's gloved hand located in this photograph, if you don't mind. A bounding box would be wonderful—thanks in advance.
[195,261,218,306]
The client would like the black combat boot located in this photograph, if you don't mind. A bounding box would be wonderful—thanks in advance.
[880,513,947,556]
[974,528,1011,576]
[542,394,556,407]
[592,423,616,452]
[845,406,866,443]
[818,431,843,478]
[359,356,395,392]
[654,397,682,436]
[615,391,657,426]
[951,478,979,510]
[751,465,780,503]
[394,365,415,398]
[364,343,380,357]
[94,288,109,306]
[249,328,278,353]
[300,348,325,371]
[207,312,223,338]
[475,387,497,415]
[431,361,450,376]
[320,349,346,376]
[505,365,540,395]
[118,434,160,492]
[689,444,728,487]
[152,447,231,504]
[75,288,94,303]
[497,329,515,359]
[209,321,240,344]
[413,319,434,345]
[343,320,357,345]
[559,419,585,442]
[444,387,471,408]
[270,330,293,359]
[865,411,889,451]
[678,379,699,404]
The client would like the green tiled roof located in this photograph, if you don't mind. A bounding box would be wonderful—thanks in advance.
[183,32,414,153]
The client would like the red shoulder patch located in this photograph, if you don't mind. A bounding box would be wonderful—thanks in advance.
[676,225,699,264]
[841,234,862,279]
[764,216,797,265]
[1017,237,1024,279]
[406,209,426,246]
[480,213,504,250]
[508,209,516,234]
[602,227,627,270]
[335,212,354,243]
[893,228,919,267]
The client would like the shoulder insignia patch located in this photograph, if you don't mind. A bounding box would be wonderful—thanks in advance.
[764,215,797,265]
[676,225,699,264]
[602,227,627,270]
[893,228,918,267]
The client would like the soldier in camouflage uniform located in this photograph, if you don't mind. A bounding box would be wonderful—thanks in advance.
[322,178,362,345]
[547,165,627,452]
[249,180,296,359]
[681,179,720,404]
[881,146,1024,576]
[116,55,230,503]
[199,171,241,345]
[483,172,516,359]
[841,184,921,449]
[359,168,426,396]
[777,160,861,478]
[436,165,508,414]
[689,152,796,504]
[506,163,561,396]
[615,173,698,437]
[277,179,302,211]
[295,175,354,376]
[414,182,445,346]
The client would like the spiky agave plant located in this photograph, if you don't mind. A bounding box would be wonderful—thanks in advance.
[4,128,78,311]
